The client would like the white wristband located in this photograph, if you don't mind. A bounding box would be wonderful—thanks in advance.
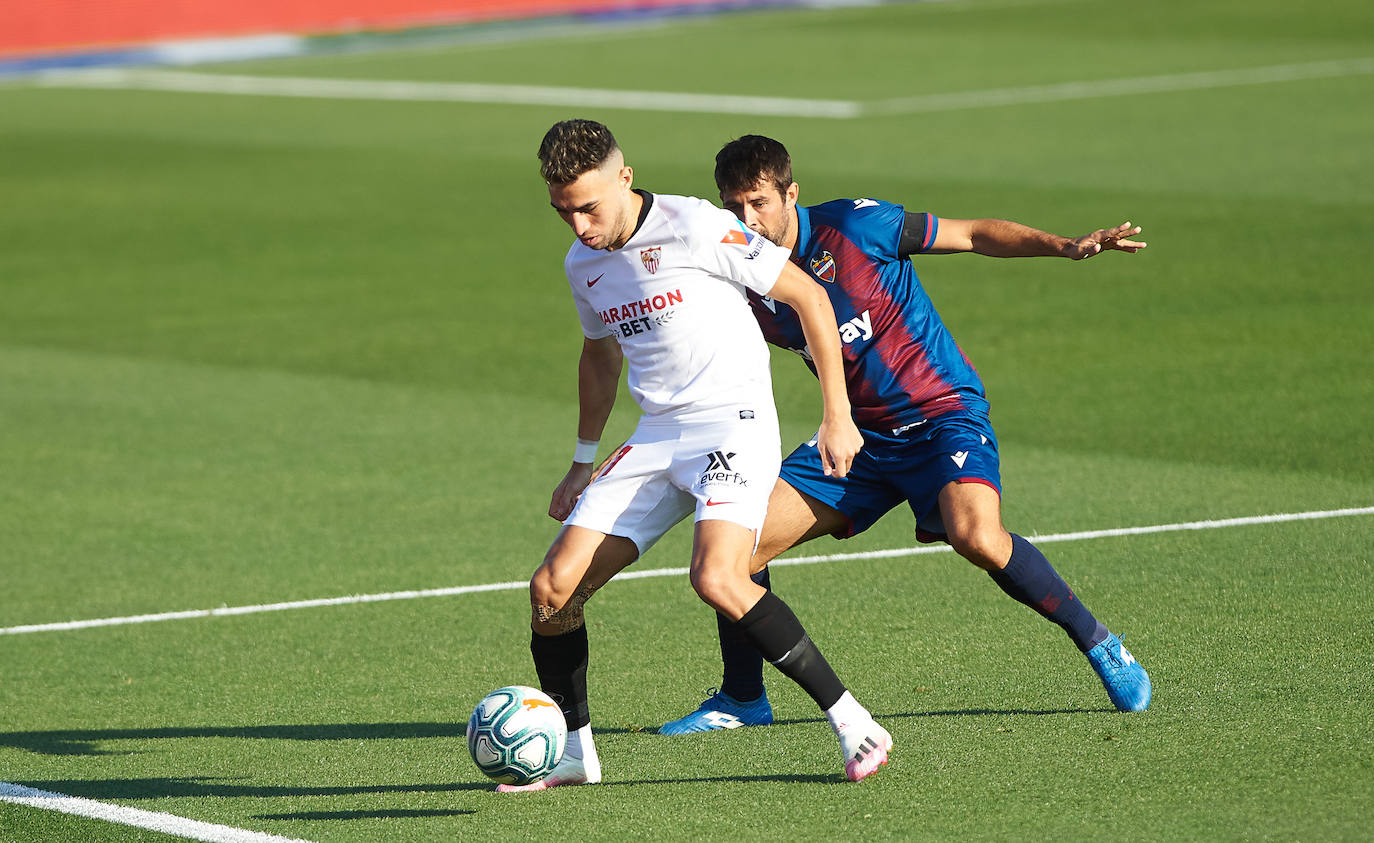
[573,438,599,464]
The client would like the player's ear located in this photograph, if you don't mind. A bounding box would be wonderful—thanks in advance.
[785,182,799,209]
[619,165,634,190]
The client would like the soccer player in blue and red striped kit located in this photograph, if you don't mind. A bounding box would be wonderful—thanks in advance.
[661,135,1152,735]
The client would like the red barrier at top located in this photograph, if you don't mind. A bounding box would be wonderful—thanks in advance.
[1,0,709,56]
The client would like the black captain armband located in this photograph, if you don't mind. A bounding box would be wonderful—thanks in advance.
[897,211,931,258]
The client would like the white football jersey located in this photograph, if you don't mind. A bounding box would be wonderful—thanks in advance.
[565,192,792,417]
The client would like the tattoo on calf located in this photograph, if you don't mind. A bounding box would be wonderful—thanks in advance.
[534,585,597,632]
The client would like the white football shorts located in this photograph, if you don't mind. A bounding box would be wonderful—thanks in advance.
[565,405,781,554]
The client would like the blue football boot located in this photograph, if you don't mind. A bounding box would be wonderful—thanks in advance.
[1086,632,1152,711]
[659,688,773,735]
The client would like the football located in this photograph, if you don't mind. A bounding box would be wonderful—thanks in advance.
[466,685,567,785]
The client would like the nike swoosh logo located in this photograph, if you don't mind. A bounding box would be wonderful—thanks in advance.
[586,273,604,288]
[705,499,732,506]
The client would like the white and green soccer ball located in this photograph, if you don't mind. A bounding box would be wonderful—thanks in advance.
[466,685,567,785]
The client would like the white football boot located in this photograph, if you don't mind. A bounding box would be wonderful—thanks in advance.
[496,724,601,792]
[826,692,892,782]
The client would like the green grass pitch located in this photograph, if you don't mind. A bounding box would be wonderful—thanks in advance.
[2,0,1372,839]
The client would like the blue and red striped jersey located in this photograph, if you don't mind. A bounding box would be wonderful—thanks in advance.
[748,198,988,434]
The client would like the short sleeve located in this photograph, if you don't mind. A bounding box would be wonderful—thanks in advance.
[831,198,907,261]
[683,203,792,296]
[572,291,612,339]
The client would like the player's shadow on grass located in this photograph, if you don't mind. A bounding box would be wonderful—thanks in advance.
[16,770,850,803]
[254,809,475,821]
[604,773,839,787]
[768,706,1112,727]
[0,710,1112,756]
[0,722,465,756]
[11,777,494,800]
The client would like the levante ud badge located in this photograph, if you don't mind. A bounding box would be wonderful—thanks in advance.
[810,250,836,283]
[640,246,662,274]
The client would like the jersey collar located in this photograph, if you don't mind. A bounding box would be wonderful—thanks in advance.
[623,189,655,248]
[792,203,813,260]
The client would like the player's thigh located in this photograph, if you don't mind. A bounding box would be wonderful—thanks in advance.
[937,480,1011,570]
[689,518,767,620]
[894,413,1003,542]
[668,413,779,614]
[533,525,639,613]
[753,479,848,571]
[775,435,908,543]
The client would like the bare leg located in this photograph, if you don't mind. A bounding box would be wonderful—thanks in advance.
[751,479,849,573]
[662,481,849,729]
[938,481,1147,709]
[530,524,639,634]
[688,519,889,780]
[937,480,1013,571]
[499,526,638,793]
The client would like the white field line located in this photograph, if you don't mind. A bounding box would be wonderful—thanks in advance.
[865,56,1374,114]
[27,57,1374,117]
[0,580,530,635]
[29,69,862,118]
[3,507,1370,637]
[0,781,310,843]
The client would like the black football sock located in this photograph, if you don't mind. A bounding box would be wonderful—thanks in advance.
[988,534,1109,652]
[735,590,845,710]
[715,568,770,702]
[530,625,590,731]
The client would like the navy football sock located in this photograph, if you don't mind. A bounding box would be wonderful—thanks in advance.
[988,534,1109,652]
[530,625,590,731]
[735,591,846,710]
[716,568,769,702]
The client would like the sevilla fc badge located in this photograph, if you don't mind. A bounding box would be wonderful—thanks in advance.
[640,246,662,274]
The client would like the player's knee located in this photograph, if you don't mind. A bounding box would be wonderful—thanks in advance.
[688,565,734,612]
[529,566,570,615]
[948,526,1011,571]
[530,570,596,633]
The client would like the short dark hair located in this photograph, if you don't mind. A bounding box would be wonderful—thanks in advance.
[714,135,793,197]
[537,119,620,184]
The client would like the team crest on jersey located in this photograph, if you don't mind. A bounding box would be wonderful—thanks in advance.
[640,246,662,274]
[810,250,836,283]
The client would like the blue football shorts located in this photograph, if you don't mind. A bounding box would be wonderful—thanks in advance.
[780,411,1002,541]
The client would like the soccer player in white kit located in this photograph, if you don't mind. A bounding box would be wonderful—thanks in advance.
[497,120,892,791]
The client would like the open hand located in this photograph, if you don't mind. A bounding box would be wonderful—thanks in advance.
[1066,221,1147,259]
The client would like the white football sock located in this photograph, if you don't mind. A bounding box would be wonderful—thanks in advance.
[565,724,601,780]
[824,691,871,733]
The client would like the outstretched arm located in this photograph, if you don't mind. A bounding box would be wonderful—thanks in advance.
[766,262,864,478]
[926,218,1146,260]
[549,335,623,521]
